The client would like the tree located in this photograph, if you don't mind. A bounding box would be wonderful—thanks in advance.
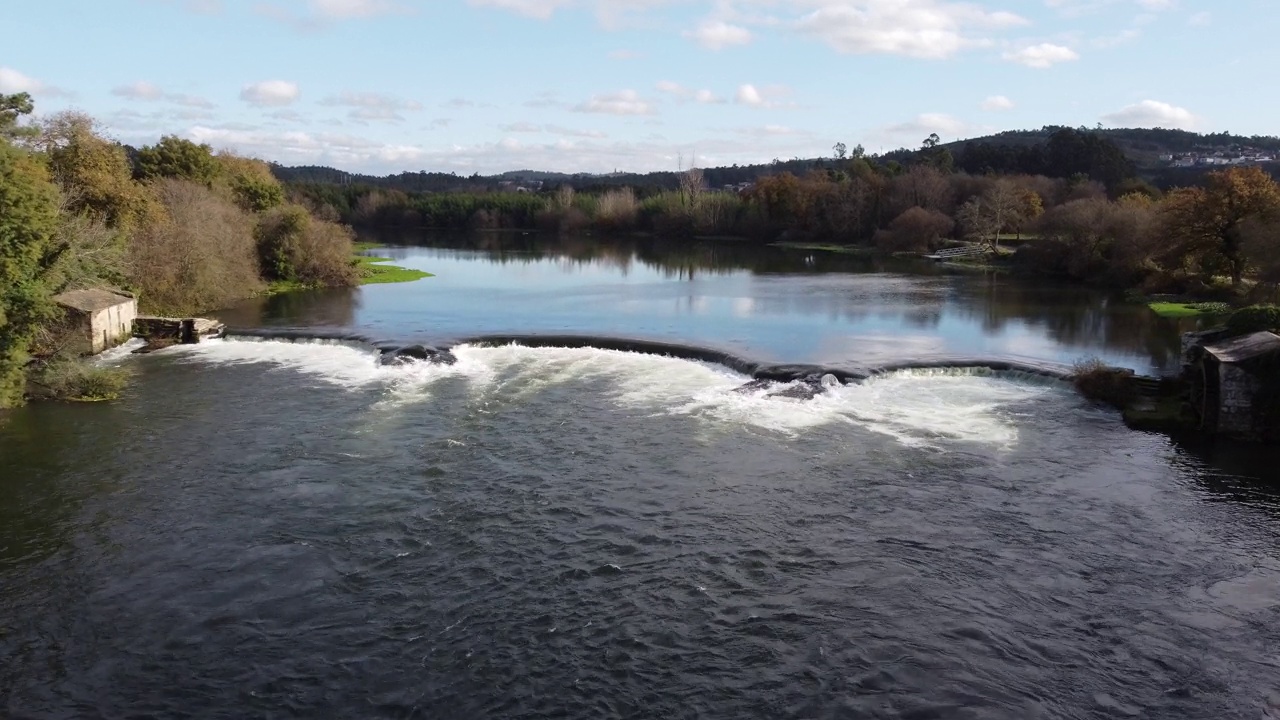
[217,153,285,212]
[956,180,1024,249]
[38,111,152,230]
[876,206,954,253]
[0,93,36,140]
[1162,166,1280,286]
[134,135,221,185]
[832,142,848,160]
[0,141,60,407]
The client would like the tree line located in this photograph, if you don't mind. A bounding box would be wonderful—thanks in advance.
[0,94,358,408]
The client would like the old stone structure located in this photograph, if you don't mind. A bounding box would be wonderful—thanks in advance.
[1192,331,1280,441]
[53,289,137,356]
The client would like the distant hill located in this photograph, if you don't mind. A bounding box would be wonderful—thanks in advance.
[272,127,1280,194]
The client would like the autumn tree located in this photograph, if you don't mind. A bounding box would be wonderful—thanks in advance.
[876,206,954,253]
[956,180,1026,249]
[1162,166,1280,286]
[38,111,153,230]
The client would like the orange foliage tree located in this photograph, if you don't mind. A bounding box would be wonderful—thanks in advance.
[1162,166,1280,286]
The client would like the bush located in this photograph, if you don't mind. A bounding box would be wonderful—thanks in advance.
[595,187,639,231]
[1225,305,1280,336]
[30,359,129,402]
[255,204,358,287]
[1072,358,1136,408]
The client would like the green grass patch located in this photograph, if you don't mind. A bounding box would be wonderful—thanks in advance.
[1148,301,1232,318]
[354,255,433,284]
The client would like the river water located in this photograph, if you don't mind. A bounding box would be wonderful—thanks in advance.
[2,235,1279,719]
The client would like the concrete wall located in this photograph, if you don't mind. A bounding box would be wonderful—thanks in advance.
[1217,363,1262,438]
[86,300,137,355]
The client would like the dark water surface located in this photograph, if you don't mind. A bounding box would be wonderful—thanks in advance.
[3,235,1279,719]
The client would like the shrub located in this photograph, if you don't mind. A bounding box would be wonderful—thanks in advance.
[595,187,639,231]
[30,359,130,402]
[1071,358,1136,408]
[256,204,358,287]
[1225,305,1280,336]
[876,206,954,253]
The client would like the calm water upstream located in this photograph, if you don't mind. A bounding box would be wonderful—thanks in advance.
[2,234,1279,719]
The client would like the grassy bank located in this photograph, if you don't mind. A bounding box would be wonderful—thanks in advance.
[1148,301,1232,318]
[354,255,433,284]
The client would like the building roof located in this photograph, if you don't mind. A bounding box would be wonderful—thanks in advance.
[53,288,135,313]
[1204,331,1280,364]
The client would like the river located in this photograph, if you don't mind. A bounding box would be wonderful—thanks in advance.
[2,234,1278,719]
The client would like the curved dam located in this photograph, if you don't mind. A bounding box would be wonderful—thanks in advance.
[218,327,1078,386]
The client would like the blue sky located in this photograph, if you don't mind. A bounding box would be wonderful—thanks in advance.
[2,0,1272,174]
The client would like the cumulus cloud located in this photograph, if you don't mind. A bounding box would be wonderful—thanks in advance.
[572,90,654,116]
[686,20,752,50]
[794,0,1027,59]
[1002,43,1080,68]
[735,84,793,109]
[240,80,301,107]
[0,66,70,96]
[320,91,423,122]
[1188,11,1210,25]
[981,95,1015,111]
[1101,100,1200,130]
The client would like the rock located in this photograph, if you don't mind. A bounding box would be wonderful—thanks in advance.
[732,379,775,394]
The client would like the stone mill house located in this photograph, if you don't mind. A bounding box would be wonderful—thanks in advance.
[52,288,138,355]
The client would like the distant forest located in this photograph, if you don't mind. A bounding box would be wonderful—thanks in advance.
[271,126,1280,195]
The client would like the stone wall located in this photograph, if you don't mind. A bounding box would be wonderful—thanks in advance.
[1216,363,1262,439]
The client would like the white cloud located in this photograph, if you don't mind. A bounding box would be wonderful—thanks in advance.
[112,81,166,101]
[501,121,542,133]
[735,124,807,137]
[608,49,642,60]
[1134,0,1173,9]
[1188,11,1210,26]
[0,66,69,96]
[112,81,214,108]
[255,0,408,28]
[240,80,301,107]
[572,89,654,115]
[320,91,423,122]
[1001,43,1080,68]
[1101,100,1201,129]
[981,95,1015,111]
[793,0,1027,59]
[866,113,980,149]
[467,0,572,19]
[735,83,792,109]
[687,20,752,50]
[1093,28,1140,48]
[655,81,724,104]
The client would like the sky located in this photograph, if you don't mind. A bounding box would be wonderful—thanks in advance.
[2,0,1274,175]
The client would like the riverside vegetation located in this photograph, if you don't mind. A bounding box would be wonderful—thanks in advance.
[0,94,423,407]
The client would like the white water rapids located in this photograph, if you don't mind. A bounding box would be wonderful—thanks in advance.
[170,338,1072,449]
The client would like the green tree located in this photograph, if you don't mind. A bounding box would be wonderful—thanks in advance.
[0,141,60,407]
[0,93,36,140]
[135,135,221,184]
[217,153,285,212]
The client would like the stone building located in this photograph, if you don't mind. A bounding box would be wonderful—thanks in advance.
[53,288,137,356]
[1193,331,1280,440]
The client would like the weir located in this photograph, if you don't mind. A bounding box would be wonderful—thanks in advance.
[218,327,1079,385]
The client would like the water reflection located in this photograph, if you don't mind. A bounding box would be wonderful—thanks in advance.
[217,231,1210,374]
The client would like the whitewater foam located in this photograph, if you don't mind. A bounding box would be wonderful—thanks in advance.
[164,338,1060,448]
